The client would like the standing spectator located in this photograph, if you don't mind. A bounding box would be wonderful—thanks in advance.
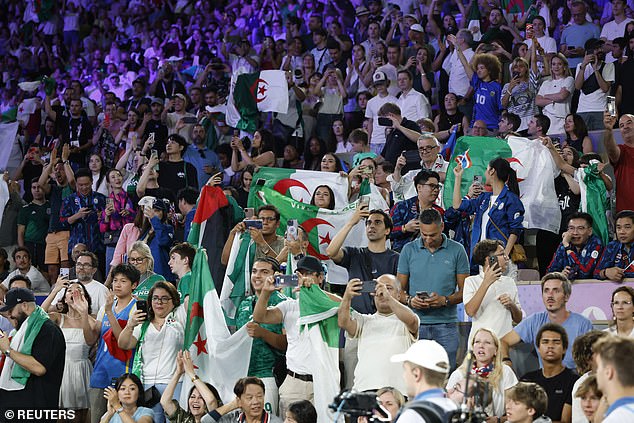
[0,247,50,294]
[444,30,475,120]
[574,39,614,131]
[144,200,175,281]
[231,130,277,172]
[140,99,169,156]
[13,144,44,203]
[128,242,166,301]
[594,336,634,422]
[312,68,346,148]
[434,93,469,143]
[560,1,601,72]
[365,71,398,155]
[163,93,197,139]
[0,175,25,264]
[396,208,470,370]
[479,8,518,54]
[600,0,633,63]
[183,124,223,190]
[93,102,125,169]
[157,134,199,199]
[603,112,634,213]
[168,242,195,300]
[525,16,558,57]
[379,102,422,166]
[88,154,109,197]
[60,168,107,276]
[501,57,539,132]
[595,211,634,281]
[395,69,431,124]
[151,62,187,100]
[0,288,66,422]
[536,54,575,135]
[17,179,50,272]
[45,96,94,169]
[136,158,176,205]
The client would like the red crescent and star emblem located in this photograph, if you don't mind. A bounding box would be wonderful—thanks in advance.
[302,218,334,260]
[273,179,311,198]
[506,157,525,182]
[250,78,269,103]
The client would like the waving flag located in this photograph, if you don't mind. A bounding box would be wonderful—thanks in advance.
[226,70,289,132]
[576,164,610,245]
[455,149,473,169]
[443,136,560,233]
[440,126,459,162]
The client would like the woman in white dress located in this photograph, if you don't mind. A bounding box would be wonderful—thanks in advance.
[42,279,100,423]
[446,328,518,419]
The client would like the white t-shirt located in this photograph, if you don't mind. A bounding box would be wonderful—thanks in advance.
[446,365,518,417]
[131,306,186,384]
[397,89,431,122]
[603,326,634,337]
[575,62,615,113]
[445,48,475,97]
[365,93,398,148]
[2,267,50,293]
[277,299,313,375]
[463,273,521,342]
[537,76,575,135]
[525,36,558,54]
[601,18,634,62]
[480,195,498,242]
[50,279,110,315]
[351,311,418,393]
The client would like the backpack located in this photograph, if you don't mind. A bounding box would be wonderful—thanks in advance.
[401,400,449,423]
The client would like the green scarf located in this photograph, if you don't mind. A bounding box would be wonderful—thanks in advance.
[12,306,50,384]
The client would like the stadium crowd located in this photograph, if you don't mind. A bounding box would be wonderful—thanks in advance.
[2,0,634,423]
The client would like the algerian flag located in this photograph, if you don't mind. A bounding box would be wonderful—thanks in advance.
[576,164,610,245]
[17,98,38,124]
[226,70,289,132]
[298,285,341,423]
[443,136,561,234]
[0,123,19,171]
[220,231,255,325]
[1,106,17,123]
[465,0,482,41]
[183,188,253,403]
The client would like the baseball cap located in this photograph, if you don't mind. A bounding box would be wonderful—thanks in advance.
[0,288,35,312]
[390,340,450,373]
[152,198,169,212]
[296,256,323,274]
[173,93,187,102]
[372,71,388,85]
[150,97,163,105]
[355,6,370,16]
[410,23,424,33]
[404,14,419,22]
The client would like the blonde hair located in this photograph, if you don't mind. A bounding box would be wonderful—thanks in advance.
[458,328,504,389]
[128,241,155,271]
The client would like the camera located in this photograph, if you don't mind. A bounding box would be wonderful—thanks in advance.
[294,68,304,85]
[329,391,391,421]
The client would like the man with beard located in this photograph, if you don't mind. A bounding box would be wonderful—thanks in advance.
[0,288,65,419]
[46,252,109,316]
[183,124,222,190]
[157,134,198,199]
[0,248,49,294]
[150,62,186,100]
[162,93,197,140]
[122,78,151,113]
[140,97,169,156]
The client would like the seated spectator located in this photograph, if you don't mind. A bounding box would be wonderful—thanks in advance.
[521,323,578,423]
[338,274,419,394]
[161,351,222,423]
[527,114,550,139]
[595,210,634,281]
[162,93,196,139]
[504,382,550,423]
[201,377,283,423]
[570,330,609,423]
[471,120,490,137]
[285,400,317,423]
[447,328,518,418]
[320,153,345,173]
[0,247,50,294]
[281,144,304,169]
[231,130,276,172]
[304,137,327,171]
[593,335,634,422]
[498,111,522,139]
[102,373,154,423]
[604,286,634,337]
[434,93,469,143]
[464,240,522,342]
[502,273,593,370]
[546,212,603,279]
[574,376,602,423]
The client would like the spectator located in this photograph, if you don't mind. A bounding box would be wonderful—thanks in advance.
[501,272,593,370]
[281,144,304,169]
[231,130,277,172]
[605,286,634,336]
[177,187,199,241]
[562,114,593,154]
[161,351,222,423]
[600,0,633,63]
[338,274,419,393]
[136,158,176,205]
[527,114,551,139]
[520,323,578,423]
[234,165,254,209]
[303,137,327,171]
[139,99,169,156]
[90,264,140,423]
[168,242,196,300]
[0,247,49,294]
[47,251,109,316]
[330,119,351,154]
[502,57,539,132]
[593,336,634,422]
[0,288,66,420]
[498,111,521,138]
[88,154,109,196]
[312,67,346,148]
[434,93,469,143]
[13,144,45,203]
[546,212,603,279]
[464,240,522,342]
[126,241,166,300]
[447,328,518,418]
[310,185,335,210]
[444,29,475,118]
[114,110,144,167]
[574,376,602,423]
[45,96,94,170]
[570,330,609,423]
[378,102,423,166]
[396,69,431,124]
[41,280,99,422]
[236,257,287,414]
[162,93,196,140]
[603,112,634,213]
[93,103,126,170]
[536,54,575,135]
[504,382,550,423]
[525,16,558,57]
[365,71,398,155]
[157,134,199,199]
[142,199,174,281]
[17,178,50,272]
[151,62,187,100]
[479,8,518,54]
[560,1,601,72]
[183,124,223,190]
[101,373,154,423]
[396,208,469,370]
[285,400,317,423]
[0,175,25,265]
[320,153,344,173]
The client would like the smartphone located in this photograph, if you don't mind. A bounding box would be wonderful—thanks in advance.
[244,219,263,229]
[525,23,533,38]
[607,96,617,117]
[274,274,299,287]
[256,178,266,186]
[359,194,370,208]
[244,207,255,219]
[360,280,377,293]
[151,149,158,160]
[378,117,393,127]
[60,267,70,279]
[136,300,149,319]
[473,175,483,185]
[182,116,198,124]
[286,219,298,240]
[488,255,497,267]
[106,197,114,208]
[512,72,520,79]
[233,129,240,137]
[416,291,430,300]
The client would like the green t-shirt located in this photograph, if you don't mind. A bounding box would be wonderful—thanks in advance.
[133,273,166,300]
[177,271,191,300]
[235,291,287,378]
[17,201,51,244]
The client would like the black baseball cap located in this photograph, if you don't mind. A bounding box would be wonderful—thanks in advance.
[296,256,323,274]
[0,288,35,312]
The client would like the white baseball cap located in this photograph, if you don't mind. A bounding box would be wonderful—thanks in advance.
[390,340,450,373]
[372,71,388,85]
[410,23,425,33]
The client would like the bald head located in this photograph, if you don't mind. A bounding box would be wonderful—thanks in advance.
[619,114,634,143]
[377,274,400,292]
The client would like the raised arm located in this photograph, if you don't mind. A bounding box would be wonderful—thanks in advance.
[338,280,361,336]
[602,112,620,164]
[252,277,283,325]
[326,205,369,263]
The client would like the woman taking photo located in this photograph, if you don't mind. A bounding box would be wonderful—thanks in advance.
[501,56,538,132]
[536,54,575,135]
[92,103,124,169]
[142,199,175,280]
[101,373,154,423]
[312,68,346,147]
[118,281,185,423]
[231,130,276,172]
[161,351,222,423]
[452,158,524,261]
[446,328,518,418]
[115,109,144,158]
[606,286,634,337]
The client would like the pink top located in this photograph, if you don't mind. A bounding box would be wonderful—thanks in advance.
[110,223,141,266]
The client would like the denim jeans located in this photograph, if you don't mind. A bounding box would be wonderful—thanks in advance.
[419,322,459,372]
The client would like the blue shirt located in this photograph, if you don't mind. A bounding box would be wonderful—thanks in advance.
[605,397,634,421]
[514,311,593,369]
[594,240,634,279]
[60,191,107,254]
[397,235,470,324]
[183,144,223,189]
[470,74,503,130]
[561,22,601,69]
[547,235,603,279]
[104,407,154,423]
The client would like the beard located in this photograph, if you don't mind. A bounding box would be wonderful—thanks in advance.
[12,310,28,330]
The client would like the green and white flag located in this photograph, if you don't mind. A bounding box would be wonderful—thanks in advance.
[298,285,341,423]
[576,163,610,245]
[226,70,289,132]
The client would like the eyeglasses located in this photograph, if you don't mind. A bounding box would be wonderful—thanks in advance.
[418,146,438,153]
[611,301,633,306]
[421,183,441,191]
[128,257,146,264]
[152,296,172,304]
[76,263,94,269]
[259,216,278,222]
[567,225,588,231]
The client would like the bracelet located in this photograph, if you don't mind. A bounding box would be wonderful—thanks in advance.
[191,375,200,383]
[406,295,412,307]
[502,357,512,362]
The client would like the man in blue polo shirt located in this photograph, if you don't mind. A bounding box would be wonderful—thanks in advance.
[594,335,634,422]
[396,208,470,370]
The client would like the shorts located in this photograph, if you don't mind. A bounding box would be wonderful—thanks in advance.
[45,231,70,265]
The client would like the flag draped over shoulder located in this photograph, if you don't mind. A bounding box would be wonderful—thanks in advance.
[228,70,289,133]
[443,136,561,233]
[183,186,253,403]
[576,164,610,244]
[220,232,255,325]
[298,286,341,423]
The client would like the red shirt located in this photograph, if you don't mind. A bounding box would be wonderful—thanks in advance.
[614,144,634,212]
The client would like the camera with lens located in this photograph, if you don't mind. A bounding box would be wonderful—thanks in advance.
[294,68,304,85]
[329,391,390,421]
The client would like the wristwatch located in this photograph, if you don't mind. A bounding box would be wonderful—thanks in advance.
[444,296,450,307]
[116,406,124,414]
[2,348,11,357]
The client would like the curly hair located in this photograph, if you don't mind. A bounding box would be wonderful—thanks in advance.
[473,53,502,82]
